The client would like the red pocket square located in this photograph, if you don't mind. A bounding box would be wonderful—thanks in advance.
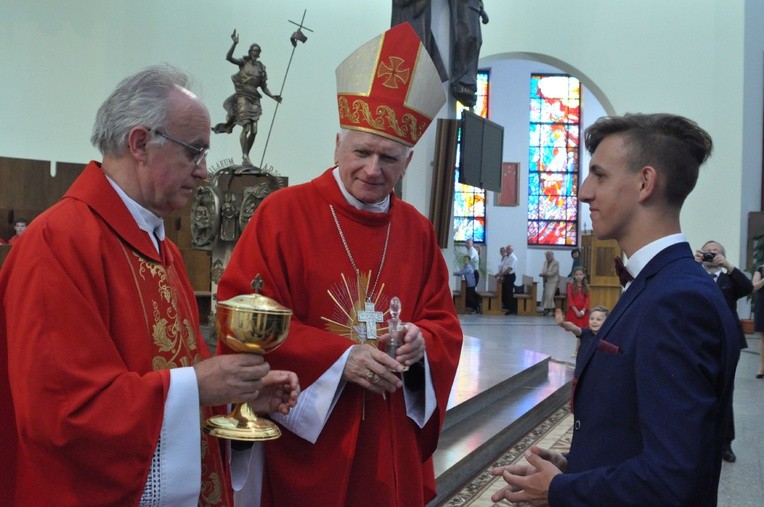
[597,339,620,355]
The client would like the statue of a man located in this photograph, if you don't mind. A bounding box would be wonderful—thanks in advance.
[213,30,283,166]
[449,0,489,108]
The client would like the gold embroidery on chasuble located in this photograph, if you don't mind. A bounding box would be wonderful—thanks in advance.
[124,248,228,506]
[321,271,391,345]
[129,253,201,370]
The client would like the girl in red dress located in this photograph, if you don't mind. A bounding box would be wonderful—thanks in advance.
[566,266,590,328]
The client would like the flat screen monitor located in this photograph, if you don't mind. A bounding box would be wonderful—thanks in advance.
[458,110,504,192]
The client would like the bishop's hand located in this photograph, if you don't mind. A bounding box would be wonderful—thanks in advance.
[392,322,426,368]
[343,343,403,394]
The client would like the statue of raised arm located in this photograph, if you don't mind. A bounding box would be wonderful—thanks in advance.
[212,29,283,166]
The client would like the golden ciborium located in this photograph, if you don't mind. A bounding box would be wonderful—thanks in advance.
[203,275,292,441]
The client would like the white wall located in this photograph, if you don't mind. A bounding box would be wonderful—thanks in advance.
[479,0,760,274]
[0,0,392,182]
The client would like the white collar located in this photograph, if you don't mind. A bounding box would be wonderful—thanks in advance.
[332,167,390,213]
[624,233,686,281]
[105,175,165,252]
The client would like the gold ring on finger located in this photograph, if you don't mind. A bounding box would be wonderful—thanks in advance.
[365,370,380,384]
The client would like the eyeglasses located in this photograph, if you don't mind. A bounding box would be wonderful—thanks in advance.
[150,128,208,167]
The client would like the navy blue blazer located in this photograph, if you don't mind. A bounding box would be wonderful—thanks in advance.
[549,242,740,506]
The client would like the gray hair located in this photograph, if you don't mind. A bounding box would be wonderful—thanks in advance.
[90,65,192,157]
[337,128,413,158]
[702,240,726,256]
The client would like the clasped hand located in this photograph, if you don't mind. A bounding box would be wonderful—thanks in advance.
[343,323,426,394]
[490,446,566,506]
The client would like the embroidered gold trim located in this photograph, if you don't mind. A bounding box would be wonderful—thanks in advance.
[337,97,424,144]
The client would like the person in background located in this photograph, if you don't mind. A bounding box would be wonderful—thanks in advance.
[465,238,480,288]
[695,239,753,463]
[0,65,299,505]
[216,23,463,506]
[752,264,764,378]
[496,246,508,270]
[456,254,479,313]
[495,244,518,315]
[539,250,560,315]
[565,266,590,329]
[494,246,508,307]
[555,305,608,368]
[7,218,28,245]
[568,247,581,277]
[504,244,519,314]
[491,113,740,506]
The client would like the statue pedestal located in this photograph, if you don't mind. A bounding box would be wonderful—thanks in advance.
[190,165,288,338]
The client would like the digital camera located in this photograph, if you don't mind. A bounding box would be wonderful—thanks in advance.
[702,251,716,262]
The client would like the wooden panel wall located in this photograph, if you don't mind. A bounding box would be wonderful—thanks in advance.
[0,157,83,241]
[0,157,210,294]
[581,234,623,311]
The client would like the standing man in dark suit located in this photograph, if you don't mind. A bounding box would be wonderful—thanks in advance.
[491,114,740,506]
[696,239,753,463]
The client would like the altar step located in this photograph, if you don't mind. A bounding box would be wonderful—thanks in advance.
[428,351,574,506]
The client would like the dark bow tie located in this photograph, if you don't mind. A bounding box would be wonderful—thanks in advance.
[614,257,634,287]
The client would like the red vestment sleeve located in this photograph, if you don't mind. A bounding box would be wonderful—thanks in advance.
[1,194,170,505]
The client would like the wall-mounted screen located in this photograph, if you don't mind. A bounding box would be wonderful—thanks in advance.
[458,110,504,192]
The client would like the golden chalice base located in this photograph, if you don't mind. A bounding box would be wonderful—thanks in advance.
[203,402,281,441]
[204,299,291,441]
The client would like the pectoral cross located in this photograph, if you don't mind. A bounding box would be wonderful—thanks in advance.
[357,300,383,341]
[356,301,384,420]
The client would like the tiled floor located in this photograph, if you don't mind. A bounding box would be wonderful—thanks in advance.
[455,313,764,507]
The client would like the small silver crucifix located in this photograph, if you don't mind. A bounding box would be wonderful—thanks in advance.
[357,300,383,341]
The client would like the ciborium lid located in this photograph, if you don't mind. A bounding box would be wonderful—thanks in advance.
[216,274,292,316]
[217,293,292,316]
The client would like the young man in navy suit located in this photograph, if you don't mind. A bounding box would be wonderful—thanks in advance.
[491,114,740,506]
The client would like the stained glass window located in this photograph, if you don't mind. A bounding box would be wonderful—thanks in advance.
[527,74,580,245]
[453,70,489,244]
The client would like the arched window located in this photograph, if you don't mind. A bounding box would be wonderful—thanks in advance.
[527,74,580,245]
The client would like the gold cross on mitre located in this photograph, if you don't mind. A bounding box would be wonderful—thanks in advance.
[376,56,410,89]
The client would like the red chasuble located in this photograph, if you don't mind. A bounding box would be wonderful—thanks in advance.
[0,162,232,506]
[218,168,463,506]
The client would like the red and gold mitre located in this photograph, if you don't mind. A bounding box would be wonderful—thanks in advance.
[335,22,446,147]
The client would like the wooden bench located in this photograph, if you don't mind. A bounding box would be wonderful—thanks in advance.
[454,277,495,315]
[478,278,503,315]
[453,278,467,313]
[514,275,538,316]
